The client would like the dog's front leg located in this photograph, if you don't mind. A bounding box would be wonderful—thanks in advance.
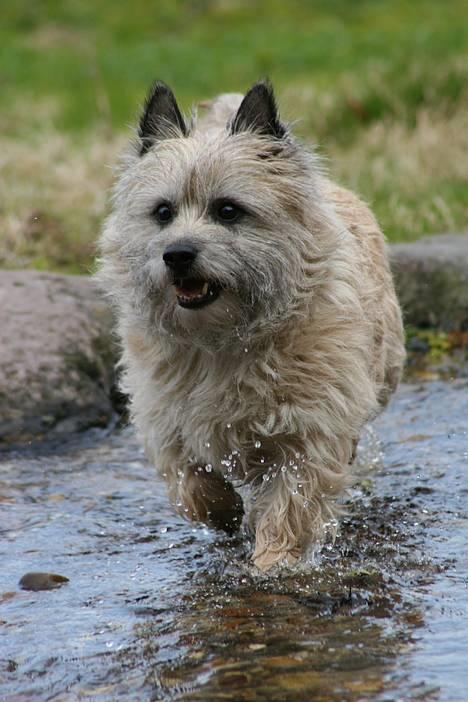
[180,465,244,535]
[159,449,244,535]
[249,483,308,571]
[249,455,347,571]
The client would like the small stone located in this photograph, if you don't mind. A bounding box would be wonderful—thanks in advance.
[0,591,16,603]
[19,572,69,591]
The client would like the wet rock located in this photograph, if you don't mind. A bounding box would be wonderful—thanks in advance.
[0,270,118,447]
[19,572,69,591]
[390,234,468,331]
[342,567,382,587]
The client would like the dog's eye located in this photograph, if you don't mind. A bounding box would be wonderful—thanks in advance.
[153,202,173,224]
[216,201,242,223]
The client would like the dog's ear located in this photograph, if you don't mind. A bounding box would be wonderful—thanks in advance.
[230,80,286,138]
[138,81,188,155]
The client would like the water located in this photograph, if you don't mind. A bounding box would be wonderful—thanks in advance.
[0,380,467,701]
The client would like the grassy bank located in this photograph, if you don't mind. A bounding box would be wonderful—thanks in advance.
[1,0,467,272]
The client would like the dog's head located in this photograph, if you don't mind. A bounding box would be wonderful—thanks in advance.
[100,81,327,350]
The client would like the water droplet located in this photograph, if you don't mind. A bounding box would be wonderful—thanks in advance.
[281,466,287,473]
[244,347,249,353]
[255,440,262,448]
[160,526,168,533]
[226,423,232,428]
[205,464,213,473]
[205,441,211,448]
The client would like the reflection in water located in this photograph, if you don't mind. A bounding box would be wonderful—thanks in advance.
[0,380,466,701]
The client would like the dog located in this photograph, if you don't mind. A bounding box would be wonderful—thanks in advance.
[98,80,405,571]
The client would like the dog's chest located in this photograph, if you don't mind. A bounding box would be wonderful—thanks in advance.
[155,352,279,465]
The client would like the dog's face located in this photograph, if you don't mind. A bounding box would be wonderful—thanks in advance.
[102,82,323,349]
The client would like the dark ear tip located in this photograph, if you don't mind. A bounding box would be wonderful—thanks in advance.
[138,79,187,154]
[244,79,276,102]
[251,78,274,92]
[231,78,285,139]
[148,80,174,97]
[143,80,177,110]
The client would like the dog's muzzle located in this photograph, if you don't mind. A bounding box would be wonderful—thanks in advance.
[163,242,221,309]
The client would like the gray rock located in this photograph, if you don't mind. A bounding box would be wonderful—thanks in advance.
[390,234,468,331]
[0,271,118,447]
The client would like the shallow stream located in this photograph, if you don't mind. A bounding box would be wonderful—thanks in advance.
[1,379,467,701]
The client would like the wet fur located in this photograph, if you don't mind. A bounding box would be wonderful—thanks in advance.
[98,83,405,571]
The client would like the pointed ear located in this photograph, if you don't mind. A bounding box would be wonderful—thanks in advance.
[230,80,286,138]
[138,81,188,155]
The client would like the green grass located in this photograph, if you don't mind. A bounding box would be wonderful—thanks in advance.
[1,0,467,272]
[2,0,466,134]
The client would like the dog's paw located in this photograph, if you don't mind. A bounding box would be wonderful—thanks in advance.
[252,548,300,572]
[206,489,244,535]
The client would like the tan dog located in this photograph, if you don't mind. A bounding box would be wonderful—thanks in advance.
[98,81,405,571]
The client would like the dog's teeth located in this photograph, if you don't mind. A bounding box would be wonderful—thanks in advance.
[202,282,209,295]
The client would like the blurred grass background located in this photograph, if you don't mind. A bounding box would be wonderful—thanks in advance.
[1,0,467,272]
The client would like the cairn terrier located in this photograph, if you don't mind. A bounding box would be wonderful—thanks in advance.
[98,80,405,571]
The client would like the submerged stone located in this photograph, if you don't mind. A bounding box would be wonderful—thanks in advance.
[19,572,70,591]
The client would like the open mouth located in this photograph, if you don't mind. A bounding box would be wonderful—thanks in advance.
[174,278,221,309]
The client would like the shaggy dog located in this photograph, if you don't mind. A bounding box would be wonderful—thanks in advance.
[98,80,405,571]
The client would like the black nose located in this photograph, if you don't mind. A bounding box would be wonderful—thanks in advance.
[163,243,198,273]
